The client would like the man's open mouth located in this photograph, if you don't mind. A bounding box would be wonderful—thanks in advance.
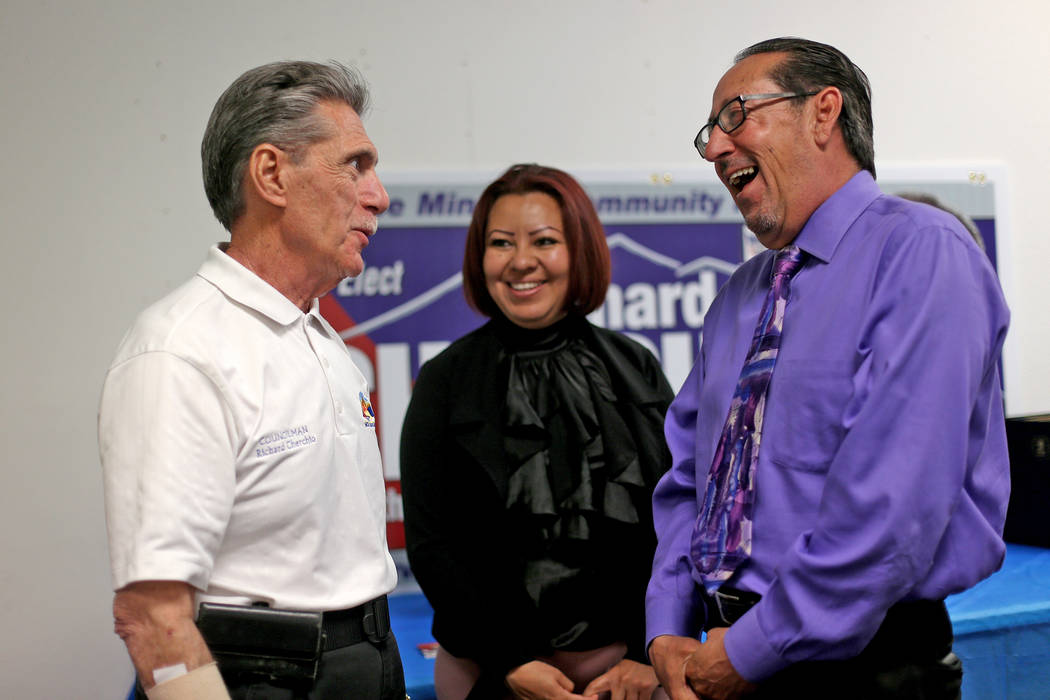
[728,166,758,193]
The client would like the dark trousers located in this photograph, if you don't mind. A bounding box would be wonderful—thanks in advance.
[754,651,962,700]
[134,632,406,700]
[705,590,962,700]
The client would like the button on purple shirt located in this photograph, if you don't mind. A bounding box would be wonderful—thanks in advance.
[645,171,1011,682]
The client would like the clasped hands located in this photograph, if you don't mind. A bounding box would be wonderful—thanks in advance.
[505,657,659,700]
[648,629,756,700]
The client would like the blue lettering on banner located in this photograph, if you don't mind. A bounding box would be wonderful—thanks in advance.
[418,191,477,216]
[596,190,724,217]
[411,190,724,220]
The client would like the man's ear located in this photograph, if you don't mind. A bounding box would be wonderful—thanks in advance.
[811,86,844,147]
[246,143,289,209]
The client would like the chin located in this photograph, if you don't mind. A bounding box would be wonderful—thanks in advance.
[339,256,365,279]
[747,216,787,248]
[516,310,567,329]
[502,311,546,329]
[745,212,776,235]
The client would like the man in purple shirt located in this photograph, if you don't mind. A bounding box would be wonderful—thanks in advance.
[645,38,1010,699]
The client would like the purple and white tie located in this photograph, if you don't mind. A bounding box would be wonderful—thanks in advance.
[691,244,805,593]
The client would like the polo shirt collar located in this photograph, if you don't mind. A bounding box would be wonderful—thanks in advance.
[197,243,312,326]
[794,170,881,264]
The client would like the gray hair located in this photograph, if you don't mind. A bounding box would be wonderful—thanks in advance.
[201,60,371,231]
[736,38,875,178]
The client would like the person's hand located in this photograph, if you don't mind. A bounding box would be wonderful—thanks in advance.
[505,660,598,700]
[581,658,660,700]
[648,635,703,700]
[682,628,756,700]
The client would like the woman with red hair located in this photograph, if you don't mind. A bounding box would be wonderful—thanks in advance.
[402,164,673,699]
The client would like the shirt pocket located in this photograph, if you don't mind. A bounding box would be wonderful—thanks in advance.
[765,359,853,474]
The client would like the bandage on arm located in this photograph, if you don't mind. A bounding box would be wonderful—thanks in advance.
[146,662,230,700]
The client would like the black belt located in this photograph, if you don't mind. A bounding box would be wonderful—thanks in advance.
[323,594,392,649]
[193,595,392,683]
[702,586,763,629]
[702,587,952,658]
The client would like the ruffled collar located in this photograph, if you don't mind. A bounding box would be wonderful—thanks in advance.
[490,313,587,354]
[496,313,647,530]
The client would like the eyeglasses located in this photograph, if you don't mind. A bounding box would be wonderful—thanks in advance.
[694,92,818,159]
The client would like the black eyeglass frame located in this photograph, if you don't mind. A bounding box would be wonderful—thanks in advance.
[694,91,819,158]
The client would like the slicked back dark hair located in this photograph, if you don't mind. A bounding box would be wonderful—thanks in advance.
[737,37,875,177]
[201,60,370,231]
[462,163,611,320]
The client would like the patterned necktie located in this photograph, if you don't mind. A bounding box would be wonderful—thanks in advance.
[691,244,805,593]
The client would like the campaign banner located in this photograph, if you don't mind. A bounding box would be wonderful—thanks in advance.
[318,168,1001,571]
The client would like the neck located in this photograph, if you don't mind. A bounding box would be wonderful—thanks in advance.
[810,142,864,210]
[226,221,320,312]
[822,162,863,200]
[784,162,861,245]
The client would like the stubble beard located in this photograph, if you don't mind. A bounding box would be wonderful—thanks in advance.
[745,212,778,239]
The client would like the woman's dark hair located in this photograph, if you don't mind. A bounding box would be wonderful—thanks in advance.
[462,163,611,318]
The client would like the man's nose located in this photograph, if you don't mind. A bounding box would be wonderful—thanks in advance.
[703,124,734,162]
[361,171,390,215]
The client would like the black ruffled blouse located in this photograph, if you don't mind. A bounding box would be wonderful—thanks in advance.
[495,314,665,651]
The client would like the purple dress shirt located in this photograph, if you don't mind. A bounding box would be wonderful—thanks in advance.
[645,171,1011,682]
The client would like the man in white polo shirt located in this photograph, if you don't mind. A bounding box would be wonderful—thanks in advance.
[98,60,404,699]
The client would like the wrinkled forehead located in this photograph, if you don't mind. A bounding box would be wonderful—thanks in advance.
[709,52,786,119]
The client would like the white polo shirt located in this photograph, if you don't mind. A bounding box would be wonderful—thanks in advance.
[99,244,396,611]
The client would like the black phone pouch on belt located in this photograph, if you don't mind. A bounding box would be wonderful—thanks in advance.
[196,603,323,680]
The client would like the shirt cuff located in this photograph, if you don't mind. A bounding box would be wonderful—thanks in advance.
[723,605,790,683]
[644,590,702,656]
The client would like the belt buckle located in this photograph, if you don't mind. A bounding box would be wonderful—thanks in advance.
[712,589,741,626]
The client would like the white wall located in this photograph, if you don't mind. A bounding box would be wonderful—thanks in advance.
[2,1,1046,696]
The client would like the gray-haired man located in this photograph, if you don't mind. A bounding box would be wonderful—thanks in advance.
[99,60,405,699]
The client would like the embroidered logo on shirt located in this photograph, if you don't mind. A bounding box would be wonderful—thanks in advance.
[359,392,376,428]
[254,425,317,458]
